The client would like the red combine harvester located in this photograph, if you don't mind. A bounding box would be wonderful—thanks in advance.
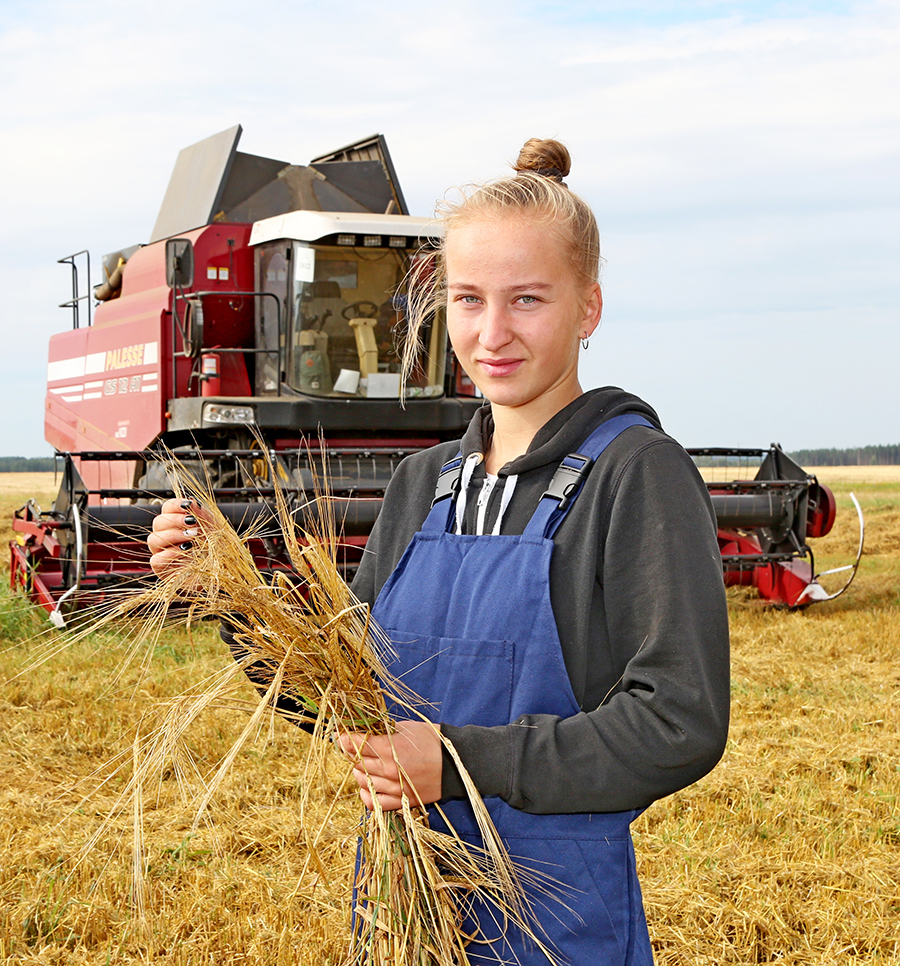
[10,126,862,624]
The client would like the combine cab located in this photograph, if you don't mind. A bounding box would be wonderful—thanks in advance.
[10,126,862,621]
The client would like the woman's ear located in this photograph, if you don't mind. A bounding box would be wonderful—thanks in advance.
[580,283,602,339]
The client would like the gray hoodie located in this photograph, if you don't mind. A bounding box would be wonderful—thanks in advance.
[352,387,730,814]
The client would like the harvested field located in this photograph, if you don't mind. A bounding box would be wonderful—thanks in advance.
[808,465,900,483]
[0,471,59,507]
[1,472,898,963]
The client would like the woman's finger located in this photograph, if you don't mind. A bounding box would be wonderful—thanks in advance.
[336,732,368,760]
[148,544,194,577]
[148,520,196,549]
[147,500,217,576]
[351,759,398,787]
[350,767,403,812]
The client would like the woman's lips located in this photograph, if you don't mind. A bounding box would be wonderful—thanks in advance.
[478,358,523,377]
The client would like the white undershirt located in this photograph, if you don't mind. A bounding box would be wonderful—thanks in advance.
[475,474,499,535]
[455,453,519,535]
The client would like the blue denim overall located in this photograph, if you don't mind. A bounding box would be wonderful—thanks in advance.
[371,414,655,965]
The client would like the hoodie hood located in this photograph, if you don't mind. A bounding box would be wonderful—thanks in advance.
[460,387,663,475]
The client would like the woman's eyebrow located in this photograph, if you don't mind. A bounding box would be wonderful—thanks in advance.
[447,281,553,292]
[506,282,553,293]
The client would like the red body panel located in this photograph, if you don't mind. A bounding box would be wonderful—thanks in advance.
[45,224,255,499]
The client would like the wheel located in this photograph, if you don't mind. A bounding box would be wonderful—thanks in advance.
[341,300,379,320]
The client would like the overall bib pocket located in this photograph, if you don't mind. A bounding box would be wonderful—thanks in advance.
[382,630,514,728]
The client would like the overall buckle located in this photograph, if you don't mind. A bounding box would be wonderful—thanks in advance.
[541,452,593,511]
[432,457,463,506]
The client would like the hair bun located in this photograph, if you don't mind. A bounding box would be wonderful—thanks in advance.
[513,138,571,182]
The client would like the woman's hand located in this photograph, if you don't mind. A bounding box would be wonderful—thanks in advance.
[147,498,212,576]
[337,720,443,812]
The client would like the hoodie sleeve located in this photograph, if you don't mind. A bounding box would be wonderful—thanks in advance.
[440,436,731,813]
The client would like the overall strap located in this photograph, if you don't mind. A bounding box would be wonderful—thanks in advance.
[524,413,654,540]
[422,453,463,532]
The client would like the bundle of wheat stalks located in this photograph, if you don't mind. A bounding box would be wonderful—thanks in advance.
[97,464,552,966]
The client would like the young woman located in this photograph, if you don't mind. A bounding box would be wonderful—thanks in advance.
[149,139,730,965]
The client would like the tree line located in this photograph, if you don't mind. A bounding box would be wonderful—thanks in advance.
[788,445,900,466]
[0,456,57,472]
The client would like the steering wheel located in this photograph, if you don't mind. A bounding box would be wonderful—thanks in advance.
[342,300,379,320]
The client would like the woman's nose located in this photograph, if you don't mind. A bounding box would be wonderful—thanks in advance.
[478,304,514,351]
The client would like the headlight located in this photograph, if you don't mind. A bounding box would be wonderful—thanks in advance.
[202,403,255,425]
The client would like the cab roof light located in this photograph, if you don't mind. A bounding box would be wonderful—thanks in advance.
[388,236,406,248]
[337,234,356,246]
[363,235,382,247]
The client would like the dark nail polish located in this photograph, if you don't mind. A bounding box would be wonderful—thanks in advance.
[180,500,192,510]
[179,541,193,551]
[183,514,197,525]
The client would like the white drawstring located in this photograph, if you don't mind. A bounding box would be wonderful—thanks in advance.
[455,453,483,534]
[491,474,518,535]
[475,476,497,535]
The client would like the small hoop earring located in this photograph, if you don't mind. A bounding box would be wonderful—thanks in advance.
[581,337,590,350]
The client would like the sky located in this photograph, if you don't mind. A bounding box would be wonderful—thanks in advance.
[0,0,897,456]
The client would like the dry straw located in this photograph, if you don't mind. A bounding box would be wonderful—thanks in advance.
[85,451,557,966]
[3,468,900,962]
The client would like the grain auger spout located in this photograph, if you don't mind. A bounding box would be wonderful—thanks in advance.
[687,444,864,608]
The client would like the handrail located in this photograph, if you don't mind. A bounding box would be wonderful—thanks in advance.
[58,250,92,329]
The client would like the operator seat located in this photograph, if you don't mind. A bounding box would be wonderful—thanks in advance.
[299,280,346,334]
[296,279,357,377]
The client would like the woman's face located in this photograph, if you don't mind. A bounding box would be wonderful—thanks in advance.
[444,214,601,420]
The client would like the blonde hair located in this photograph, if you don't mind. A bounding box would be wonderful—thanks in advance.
[402,138,600,384]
